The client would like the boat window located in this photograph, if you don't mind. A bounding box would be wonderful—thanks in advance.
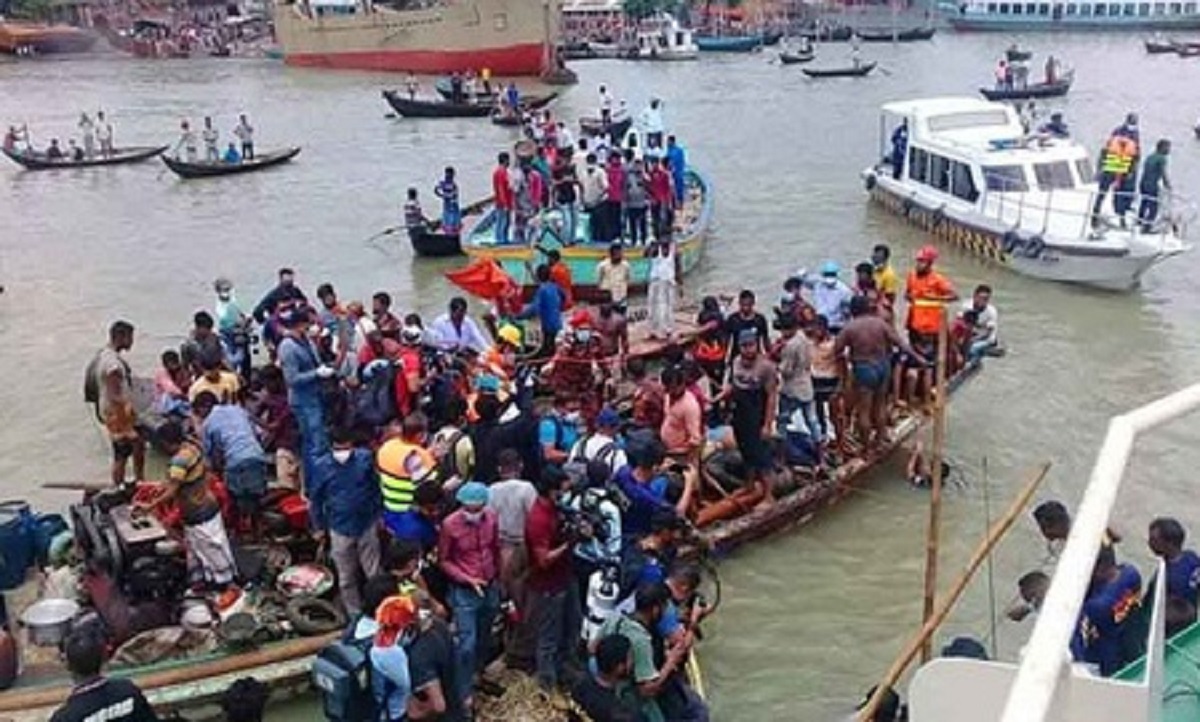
[1075,158,1094,183]
[909,147,929,183]
[951,162,980,202]
[999,1,1010,9]
[1079,2,1092,12]
[1066,3,1078,13]
[983,165,1028,192]
[1012,2,1023,11]
[1123,3,1136,13]
[1139,2,1151,13]
[987,2,997,10]
[1186,1,1197,11]
[1025,2,1037,11]
[1171,1,1182,11]
[927,110,1010,132]
[1110,2,1124,12]
[930,154,952,192]
[1033,161,1075,190]
[1153,1,1166,11]
[1038,2,1050,12]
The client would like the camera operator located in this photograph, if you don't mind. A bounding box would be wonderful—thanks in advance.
[526,466,581,692]
[566,460,625,602]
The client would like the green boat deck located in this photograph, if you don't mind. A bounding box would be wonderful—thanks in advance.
[1114,621,1200,722]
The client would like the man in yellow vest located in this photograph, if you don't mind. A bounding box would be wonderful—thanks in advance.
[1092,113,1141,229]
[378,412,439,545]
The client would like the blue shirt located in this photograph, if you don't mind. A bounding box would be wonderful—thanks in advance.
[201,405,264,470]
[1165,550,1200,606]
[308,449,381,537]
[538,413,580,455]
[811,280,853,329]
[519,282,565,336]
[612,465,673,538]
[278,336,322,402]
[222,147,241,164]
[370,643,411,721]
[666,144,686,179]
[385,510,438,552]
[1072,564,1142,676]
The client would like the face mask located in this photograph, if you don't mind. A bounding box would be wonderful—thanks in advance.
[822,276,837,287]
[332,449,352,463]
[576,330,592,343]
[563,411,581,425]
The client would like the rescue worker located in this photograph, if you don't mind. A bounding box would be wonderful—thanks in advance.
[904,246,958,405]
[1092,113,1141,229]
[483,324,522,381]
[544,309,607,429]
[377,412,440,541]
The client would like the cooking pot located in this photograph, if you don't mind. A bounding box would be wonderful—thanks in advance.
[20,599,80,647]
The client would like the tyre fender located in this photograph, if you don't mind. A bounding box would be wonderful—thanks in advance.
[1023,235,1046,259]
[865,172,877,191]
[1001,230,1022,255]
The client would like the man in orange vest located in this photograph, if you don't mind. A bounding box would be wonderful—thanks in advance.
[903,246,958,404]
[1092,113,1141,229]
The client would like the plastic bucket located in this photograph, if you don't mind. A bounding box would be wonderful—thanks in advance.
[0,502,34,591]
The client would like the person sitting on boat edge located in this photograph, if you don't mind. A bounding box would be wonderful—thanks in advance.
[1038,111,1070,139]
[960,284,999,362]
[51,625,159,722]
[222,142,241,164]
[69,139,85,162]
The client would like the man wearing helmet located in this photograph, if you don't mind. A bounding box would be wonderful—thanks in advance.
[903,246,958,405]
[545,309,607,429]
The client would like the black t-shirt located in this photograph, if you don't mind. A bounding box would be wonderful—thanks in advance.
[554,165,578,205]
[571,674,647,722]
[723,312,770,355]
[51,678,159,722]
[407,620,465,721]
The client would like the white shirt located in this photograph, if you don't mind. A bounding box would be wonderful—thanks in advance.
[96,122,113,143]
[557,126,575,150]
[641,105,664,134]
[962,300,999,345]
[234,121,254,143]
[201,127,219,147]
[649,247,675,283]
[568,432,628,475]
[579,165,608,207]
[429,313,491,353]
[600,89,613,111]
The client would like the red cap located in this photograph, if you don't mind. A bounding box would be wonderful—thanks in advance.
[570,309,593,328]
[916,245,939,263]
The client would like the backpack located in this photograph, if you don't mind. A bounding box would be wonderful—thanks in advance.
[353,363,398,430]
[312,626,379,722]
[435,429,467,482]
[565,434,619,482]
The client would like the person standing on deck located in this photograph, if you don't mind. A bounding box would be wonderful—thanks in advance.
[904,245,957,350]
[715,329,779,507]
[871,244,900,308]
[1138,138,1171,231]
[201,116,220,163]
[646,238,677,340]
[405,72,419,100]
[890,121,908,179]
[624,157,651,247]
[597,243,632,315]
[234,114,254,160]
[604,153,626,244]
[78,112,95,158]
[517,265,566,359]
[1147,517,1200,610]
[175,119,198,161]
[666,136,686,206]
[599,84,614,128]
[94,320,145,485]
[435,166,462,235]
[1092,113,1141,228]
[811,261,853,335]
[95,111,114,158]
[580,153,609,243]
[492,152,514,244]
[1044,54,1058,84]
[642,98,665,149]
[775,314,820,441]
[648,157,676,241]
[835,296,920,452]
[552,153,580,245]
[278,306,333,486]
[723,289,771,369]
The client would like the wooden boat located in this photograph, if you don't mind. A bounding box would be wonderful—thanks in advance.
[778,49,815,64]
[979,71,1073,100]
[1144,38,1180,53]
[697,359,983,556]
[578,114,633,141]
[1005,47,1033,61]
[798,25,854,42]
[802,61,876,78]
[694,34,763,52]
[160,147,301,179]
[2,145,168,171]
[490,110,522,127]
[410,228,463,257]
[462,168,713,300]
[763,29,785,46]
[383,90,557,119]
[0,22,97,54]
[856,26,936,42]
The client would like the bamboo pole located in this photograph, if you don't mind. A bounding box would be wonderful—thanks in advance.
[920,309,949,663]
[856,461,1052,722]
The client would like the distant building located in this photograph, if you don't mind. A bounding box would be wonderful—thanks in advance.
[562,0,622,40]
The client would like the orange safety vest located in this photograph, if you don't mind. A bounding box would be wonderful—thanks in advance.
[1102,135,1138,175]
[906,270,954,335]
[376,439,436,514]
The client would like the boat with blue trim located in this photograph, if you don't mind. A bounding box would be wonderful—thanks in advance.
[862,97,1191,290]
[945,0,1200,31]
[694,33,763,52]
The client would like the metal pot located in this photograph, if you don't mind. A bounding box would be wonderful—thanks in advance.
[20,599,79,647]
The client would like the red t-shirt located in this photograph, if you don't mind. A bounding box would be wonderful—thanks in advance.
[493,166,514,210]
[525,497,572,593]
[648,168,673,206]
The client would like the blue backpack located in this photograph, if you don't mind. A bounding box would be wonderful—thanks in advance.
[312,624,379,722]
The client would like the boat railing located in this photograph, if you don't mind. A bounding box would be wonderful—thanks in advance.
[979,174,1193,243]
[998,384,1200,722]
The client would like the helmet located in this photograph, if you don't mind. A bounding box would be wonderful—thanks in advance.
[213,277,233,293]
[916,245,939,263]
[400,325,423,345]
[497,325,521,347]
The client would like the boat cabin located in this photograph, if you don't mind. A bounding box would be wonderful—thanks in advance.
[628,13,697,58]
[879,97,1100,240]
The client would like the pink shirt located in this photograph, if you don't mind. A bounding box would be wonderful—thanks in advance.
[439,508,500,586]
[153,368,183,400]
[661,390,702,454]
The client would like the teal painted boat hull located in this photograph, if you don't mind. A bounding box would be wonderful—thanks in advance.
[695,35,763,51]
[463,169,713,296]
[1114,620,1200,722]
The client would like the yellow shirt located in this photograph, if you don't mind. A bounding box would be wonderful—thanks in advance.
[597,259,630,303]
[188,371,242,404]
[874,264,899,299]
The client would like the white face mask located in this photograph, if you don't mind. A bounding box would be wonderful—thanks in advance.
[822,276,837,287]
[563,411,582,425]
[332,449,352,463]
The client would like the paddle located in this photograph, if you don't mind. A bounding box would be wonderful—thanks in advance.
[367,194,495,242]
[876,64,894,77]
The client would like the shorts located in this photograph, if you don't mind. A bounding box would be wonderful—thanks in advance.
[111,437,137,461]
[852,359,891,391]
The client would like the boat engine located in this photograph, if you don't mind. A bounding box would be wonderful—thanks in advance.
[70,489,187,602]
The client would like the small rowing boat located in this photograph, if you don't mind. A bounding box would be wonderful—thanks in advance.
[979,71,1073,100]
[1145,38,1180,53]
[802,61,876,78]
[2,145,167,171]
[382,90,557,119]
[778,49,815,64]
[1005,46,1032,61]
[856,26,936,42]
[409,228,463,257]
[160,147,300,179]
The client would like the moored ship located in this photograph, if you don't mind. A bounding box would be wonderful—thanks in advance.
[946,0,1200,31]
[273,0,559,75]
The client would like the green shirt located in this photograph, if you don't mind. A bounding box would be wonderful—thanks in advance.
[1140,152,1168,194]
[597,615,664,722]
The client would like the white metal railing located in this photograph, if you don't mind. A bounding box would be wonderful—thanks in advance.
[998,383,1200,722]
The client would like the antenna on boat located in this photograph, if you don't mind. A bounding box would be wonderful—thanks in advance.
[919,308,950,663]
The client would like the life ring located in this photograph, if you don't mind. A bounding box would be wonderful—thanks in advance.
[285,596,347,636]
[1001,230,1022,255]
[1022,235,1046,259]
[865,173,877,191]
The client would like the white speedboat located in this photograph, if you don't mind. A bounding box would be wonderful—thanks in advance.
[625,14,698,61]
[862,97,1191,291]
